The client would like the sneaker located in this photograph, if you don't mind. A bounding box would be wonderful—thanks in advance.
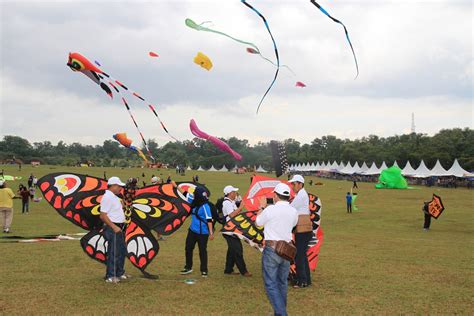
[293,282,308,289]
[3,229,10,233]
[201,272,208,278]
[242,272,253,277]
[119,274,131,280]
[105,277,120,283]
[180,268,193,275]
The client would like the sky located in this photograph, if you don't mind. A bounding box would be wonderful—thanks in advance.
[0,0,472,147]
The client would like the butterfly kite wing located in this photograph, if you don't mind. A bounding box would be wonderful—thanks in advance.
[222,211,264,251]
[38,173,107,230]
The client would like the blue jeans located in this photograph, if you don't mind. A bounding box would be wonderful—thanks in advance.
[103,225,127,279]
[262,247,290,316]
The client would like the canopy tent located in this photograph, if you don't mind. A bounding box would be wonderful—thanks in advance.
[314,161,322,171]
[363,162,381,175]
[208,165,218,172]
[219,165,229,172]
[230,165,238,172]
[338,161,346,170]
[197,166,205,171]
[309,162,317,171]
[446,159,474,178]
[256,165,267,173]
[328,161,340,172]
[351,162,362,174]
[339,162,355,175]
[380,161,388,171]
[430,160,449,176]
[359,162,369,173]
[401,161,417,176]
[414,160,431,178]
[186,166,192,171]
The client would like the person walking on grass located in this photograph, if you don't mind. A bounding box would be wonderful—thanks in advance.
[422,202,431,231]
[173,181,214,277]
[100,177,129,283]
[346,192,352,213]
[0,180,16,233]
[18,185,30,214]
[222,185,252,277]
[289,175,312,288]
[256,183,298,316]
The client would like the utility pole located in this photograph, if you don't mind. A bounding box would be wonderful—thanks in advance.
[411,112,416,134]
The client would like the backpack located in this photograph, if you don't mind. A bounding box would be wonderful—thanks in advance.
[212,197,226,225]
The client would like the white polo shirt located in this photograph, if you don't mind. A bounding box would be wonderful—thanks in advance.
[256,201,298,242]
[100,190,125,223]
[222,198,237,222]
[291,188,310,215]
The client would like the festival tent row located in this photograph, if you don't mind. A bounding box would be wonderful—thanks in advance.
[289,159,473,178]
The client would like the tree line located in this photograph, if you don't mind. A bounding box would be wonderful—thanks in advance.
[0,128,473,170]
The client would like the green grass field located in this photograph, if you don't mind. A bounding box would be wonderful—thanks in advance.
[0,165,473,315]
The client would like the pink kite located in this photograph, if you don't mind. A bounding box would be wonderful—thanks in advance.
[149,52,159,57]
[189,119,242,160]
[295,81,306,88]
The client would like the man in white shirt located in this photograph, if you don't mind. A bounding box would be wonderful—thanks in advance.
[289,174,312,288]
[222,185,252,277]
[100,176,127,283]
[256,183,298,316]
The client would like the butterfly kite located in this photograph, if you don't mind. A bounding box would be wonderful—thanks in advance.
[67,52,178,147]
[310,0,359,78]
[189,119,242,160]
[113,133,149,163]
[38,173,208,277]
[222,176,324,278]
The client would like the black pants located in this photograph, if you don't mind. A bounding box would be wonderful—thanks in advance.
[294,232,312,285]
[423,213,431,229]
[223,234,248,274]
[347,203,352,213]
[185,229,209,273]
[353,182,358,189]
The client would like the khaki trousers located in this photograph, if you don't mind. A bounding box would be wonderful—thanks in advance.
[0,207,13,230]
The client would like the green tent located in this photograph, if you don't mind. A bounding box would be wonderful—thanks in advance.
[375,166,408,189]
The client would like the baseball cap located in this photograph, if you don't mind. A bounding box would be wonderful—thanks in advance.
[273,183,291,197]
[0,179,4,186]
[107,176,125,186]
[223,185,239,195]
[151,176,160,184]
[288,175,305,184]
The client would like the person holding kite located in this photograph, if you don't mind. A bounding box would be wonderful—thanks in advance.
[289,175,312,288]
[100,176,128,283]
[422,202,431,231]
[222,185,252,277]
[256,183,298,316]
[173,182,214,277]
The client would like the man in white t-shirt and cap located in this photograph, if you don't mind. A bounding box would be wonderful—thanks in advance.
[289,174,312,288]
[222,185,252,277]
[100,176,128,283]
[256,183,298,316]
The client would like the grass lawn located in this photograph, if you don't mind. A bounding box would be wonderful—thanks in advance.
[0,165,473,315]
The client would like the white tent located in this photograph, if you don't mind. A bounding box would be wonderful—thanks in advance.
[392,161,399,168]
[414,160,431,178]
[208,165,218,172]
[446,159,474,177]
[351,162,362,174]
[319,162,326,171]
[401,161,417,176]
[359,162,369,173]
[197,166,204,171]
[363,162,381,175]
[256,165,267,173]
[430,160,449,176]
[338,161,346,170]
[219,165,229,172]
[230,165,238,172]
[186,166,192,171]
[380,161,388,172]
[339,162,355,174]
[315,161,322,171]
[328,161,339,171]
[309,162,317,171]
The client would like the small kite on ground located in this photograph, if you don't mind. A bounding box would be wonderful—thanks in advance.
[189,119,242,160]
[193,52,213,70]
[113,133,149,163]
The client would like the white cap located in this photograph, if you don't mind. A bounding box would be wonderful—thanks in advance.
[273,183,291,197]
[0,179,4,186]
[289,175,305,184]
[223,185,239,195]
[151,176,159,184]
[107,176,125,186]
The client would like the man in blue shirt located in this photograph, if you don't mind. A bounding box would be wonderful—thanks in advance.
[346,192,352,213]
[172,181,214,277]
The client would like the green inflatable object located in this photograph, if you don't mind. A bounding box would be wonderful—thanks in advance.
[375,166,408,189]
[351,194,358,211]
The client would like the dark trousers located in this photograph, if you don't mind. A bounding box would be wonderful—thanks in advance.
[347,203,352,213]
[22,200,29,213]
[423,213,431,229]
[185,229,209,273]
[294,232,312,285]
[103,225,126,279]
[223,234,248,274]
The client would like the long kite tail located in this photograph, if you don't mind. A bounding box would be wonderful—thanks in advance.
[241,0,280,114]
[310,0,359,79]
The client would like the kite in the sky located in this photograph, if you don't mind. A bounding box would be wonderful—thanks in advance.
[67,52,178,147]
[149,52,159,58]
[193,52,213,70]
[270,141,289,177]
[189,119,242,160]
[113,133,149,163]
[222,177,324,278]
[310,0,359,78]
[38,173,208,278]
[241,0,280,113]
[295,81,306,88]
